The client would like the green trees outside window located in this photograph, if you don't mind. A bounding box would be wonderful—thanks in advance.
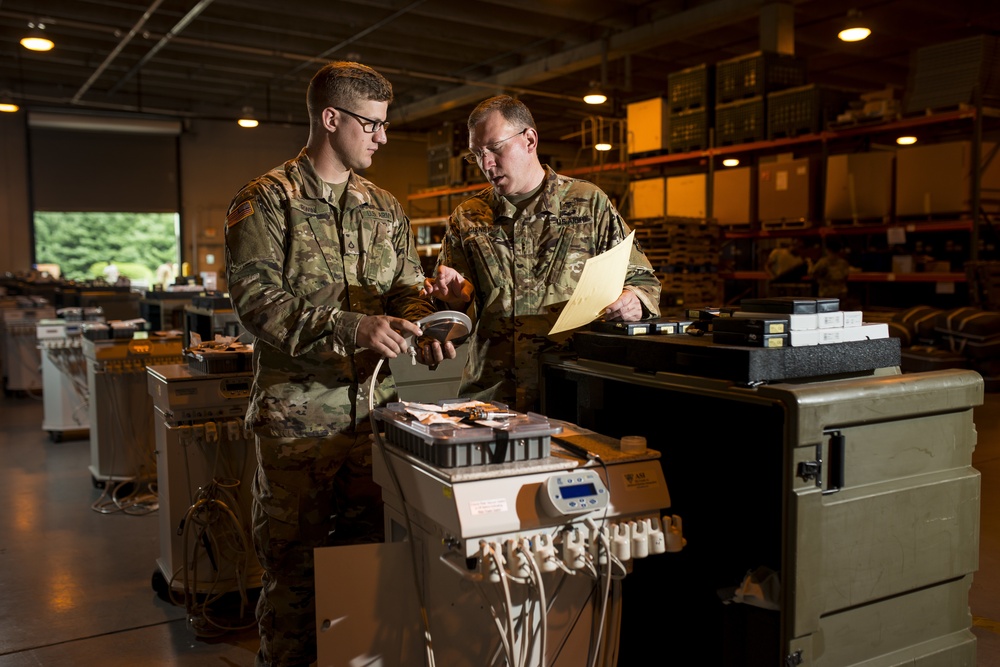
[34,212,179,285]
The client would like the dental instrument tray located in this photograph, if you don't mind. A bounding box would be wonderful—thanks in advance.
[374,399,560,468]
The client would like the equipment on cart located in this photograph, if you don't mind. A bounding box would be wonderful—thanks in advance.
[147,348,260,637]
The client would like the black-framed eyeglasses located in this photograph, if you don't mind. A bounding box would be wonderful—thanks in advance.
[463,128,527,164]
[333,106,390,133]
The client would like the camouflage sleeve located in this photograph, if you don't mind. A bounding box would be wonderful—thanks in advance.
[434,209,480,308]
[595,197,661,318]
[225,182,362,357]
[384,199,435,322]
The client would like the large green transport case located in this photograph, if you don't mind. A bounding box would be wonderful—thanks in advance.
[541,348,982,667]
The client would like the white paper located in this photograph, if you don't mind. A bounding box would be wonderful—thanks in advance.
[886,226,906,245]
[549,231,634,335]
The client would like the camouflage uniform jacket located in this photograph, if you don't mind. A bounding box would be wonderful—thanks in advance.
[811,253,851,298]
[438,165,661,412]
[225,148,433,437]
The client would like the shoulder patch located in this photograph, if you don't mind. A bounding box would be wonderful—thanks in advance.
[227,200,255,227]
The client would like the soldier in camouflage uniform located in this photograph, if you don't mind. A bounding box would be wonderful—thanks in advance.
[225,61,446,667]
[422,95,661,413]
[810,238,853,303]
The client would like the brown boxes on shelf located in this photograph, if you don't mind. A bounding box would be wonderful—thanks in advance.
[628,177,666,219]
[895,140,1000,218]
[824,151,895,225]
[626,97,669,155]
[666,174,707,219]
[713,166,756,228]
[758,157,815,227]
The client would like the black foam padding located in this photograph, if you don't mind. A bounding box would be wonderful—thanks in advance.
[572,331,901,384]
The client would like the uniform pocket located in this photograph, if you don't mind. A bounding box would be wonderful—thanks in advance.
[546,223,594,286]
[466,233,506,294]
[361,221,396,290]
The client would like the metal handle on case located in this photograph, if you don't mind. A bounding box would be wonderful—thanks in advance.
[823,431,845,495]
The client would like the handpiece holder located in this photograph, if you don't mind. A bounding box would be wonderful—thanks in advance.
[413,310,472,348]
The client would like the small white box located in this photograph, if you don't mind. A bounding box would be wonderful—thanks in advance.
[817,311,845,329]
[892,255,915,274]
[790,329,820,347]
[842,323,890,342]
[36,323,68,340]
[843,311,863,328]
[819,328,844,344]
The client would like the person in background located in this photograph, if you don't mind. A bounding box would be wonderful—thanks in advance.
[421,94,661,413]
[224,61,452,667]
[155,261,175,288]
[764,238,806,283]
[810,238,854,305]
[102,259,119,284]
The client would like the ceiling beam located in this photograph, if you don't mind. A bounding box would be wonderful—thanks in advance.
[390,0,807,125]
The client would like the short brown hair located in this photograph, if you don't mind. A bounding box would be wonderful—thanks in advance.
[468,95,536,133]
[307,61,393,125]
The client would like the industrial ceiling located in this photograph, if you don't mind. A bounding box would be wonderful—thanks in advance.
[1,0,997,152]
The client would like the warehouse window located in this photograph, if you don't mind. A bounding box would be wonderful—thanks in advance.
[34,212,180,288]
[27,113,182,287]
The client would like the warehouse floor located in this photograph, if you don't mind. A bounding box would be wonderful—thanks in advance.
[0,381,998,667]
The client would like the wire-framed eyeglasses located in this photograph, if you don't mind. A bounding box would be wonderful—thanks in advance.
[334,107,390,133]
[463,128,528,164]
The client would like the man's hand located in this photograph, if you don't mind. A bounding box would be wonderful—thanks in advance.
[603,289,643,322]
[420,265,474,309]
[414,339,458,368]
[356,315,422,358]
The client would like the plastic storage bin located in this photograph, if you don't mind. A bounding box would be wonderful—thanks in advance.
[374,400,560,468]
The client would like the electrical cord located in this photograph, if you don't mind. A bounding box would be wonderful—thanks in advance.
[89,368,158,515]
[367,354,437,667]
[176,477,257,634]
[519,539,548,667]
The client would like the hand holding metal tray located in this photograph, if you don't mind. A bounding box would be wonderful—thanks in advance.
[414,310,472,347]
[389,310,473,402]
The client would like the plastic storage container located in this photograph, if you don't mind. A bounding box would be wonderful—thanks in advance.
[374,400,560,468]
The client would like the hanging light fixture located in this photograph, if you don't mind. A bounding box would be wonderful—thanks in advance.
[584,81,608,105]
[0,92,19,113]
[838,10,871,42]
[584,37,611,105]
[20,22,54,52]
[237,107,258,128]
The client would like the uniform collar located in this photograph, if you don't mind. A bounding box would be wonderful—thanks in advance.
[293,148,369,210]
[490,165,559,218]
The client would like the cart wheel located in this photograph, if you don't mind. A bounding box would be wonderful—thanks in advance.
[49,431,63,443]
[151,570,171,601]
[91,475,106,489]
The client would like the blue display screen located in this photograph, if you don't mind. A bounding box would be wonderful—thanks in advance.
[560,483,597,499]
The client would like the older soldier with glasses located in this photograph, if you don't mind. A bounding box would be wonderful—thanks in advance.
[422,94,661,413]
[225,61,452,667]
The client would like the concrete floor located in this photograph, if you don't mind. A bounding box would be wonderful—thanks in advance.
[0,374,998,666]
